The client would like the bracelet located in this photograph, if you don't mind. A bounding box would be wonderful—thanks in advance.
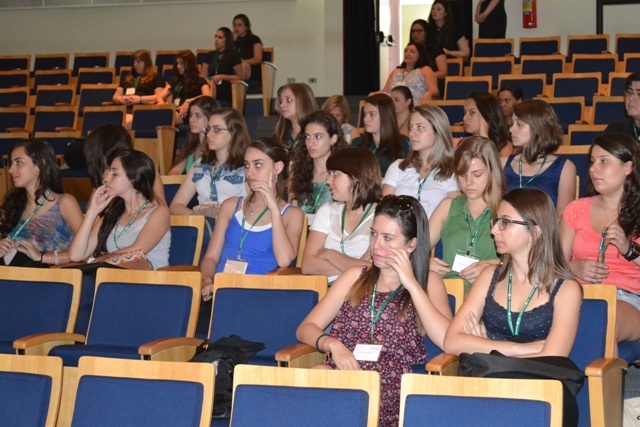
[54,250,59,266]
[623,242,640,262]
[315,333,330,354]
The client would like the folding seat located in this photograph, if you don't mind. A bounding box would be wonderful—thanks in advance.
[555,145,590,199]
[0,87,29,108]
[34,85,75,108]
[498,73,546,100]
[0,55,30,72]
[32,105,78,135]
[623,53,640,74]
[0,106,29,133]
[552,73,601,106]
[32,69,71,95]
[113,51,134,76]
[77,83,118,113]
[131,104,176,174]
[74,67,115,94]
[154,50,179,71]
[566,124,606,146]
[33,53,69,75]
[80,105,126,137]
[519,36,561,57]
[591,96,626,125]
[161,174,186,206]
[429,100,465,126]
[166,214,205,267]
[608,72,630,97]
[567,34,610,62]
[446,57,463,77]
[444,76,491,100]
[470,56,514,90]
[615,33,640,62]
[473,38,514,58]
[71,52,109,77]
[571,53,617,84]
[521,54,566,85]
[0,70,29,89]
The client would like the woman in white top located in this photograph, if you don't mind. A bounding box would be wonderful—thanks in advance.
[302,147,381,283]
[170,108,249,218]
[69,150,170,270]
[383,105,459,217]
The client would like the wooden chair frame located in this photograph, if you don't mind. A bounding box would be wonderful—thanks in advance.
[497,73,547,98]
[32,105,79,136]
[34,84,76,108]
[614,33,640,62]
[33,53,69,72]
[518,36,561,57]
[169,214,206,267]
[622,53,640,73]
[444,75,492,100]
[0,86,30,108]
[472,38,514,57]
[72,52,110,76]
[131,103,176,175]
[0,54,31,72]
[0,70,30,89]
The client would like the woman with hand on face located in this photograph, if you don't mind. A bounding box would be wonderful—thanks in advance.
[289,111,348,222]
[389,86,413,138]
[560,133,640,342]
[504,99,576,218]
[200,138,304,297]
[301,147,381,284]
[169,96,220,175]
[351,93,409,177]
[382,105,459,218]
[68,150,171,270]
[232,14,263,82]
[0,139,83,267]
[427,0,470,59]
[463,91,513,156]
[297,195,452,427]
[200,27,243,107]
[274,83,318,152]
[381,43,439,105]
[170,108,249,218]
[429,136,504,293]
[159,50,211,125]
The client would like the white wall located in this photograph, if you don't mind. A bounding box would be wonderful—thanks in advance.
[0,0,343,97]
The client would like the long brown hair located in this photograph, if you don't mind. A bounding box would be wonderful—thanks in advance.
[512,99,563,164]
[125,50,157,86]
[203,108,250,170]
[358,93,404,162]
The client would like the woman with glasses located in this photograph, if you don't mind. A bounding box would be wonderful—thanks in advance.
[428,136,505,292]
[170,108,249,218]
[169,96,220,175]
[297,195,452,427]
[444,188,582,358]
[382,105,458,218]
[408,19,447,80]
[288,111,348,222]
[604,72,640,144]
[301,147,380,284]
[560,133,640,342]
[503,99,577,218]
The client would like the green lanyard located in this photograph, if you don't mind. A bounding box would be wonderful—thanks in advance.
[506,266,539,338]
[463,209,490,256]
[113,199,149,249]
[518,155,547,188]
[340,203,374,254]
[598,227,608,264]
[370,282,404,342]
[417,171,431,202]
[237,206,269,259]
[311,178,329,211]
[372,144,380,154]
[10,189,51,240]
[209,163,223,202]
[132,76,141,90]
[172,81,184,99]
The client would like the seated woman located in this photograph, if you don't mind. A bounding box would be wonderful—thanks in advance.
[84,124,166,206]
[429,136,505,292]
[232,14,264,82]
[381,42,439,104]
[504,99,576,217]
[169,96,220,175]
[351,93,410,176]
[297,195,452,427]
[0,139,83,266]
[390,86,413,138]
[112,50,165,129]
[302,147,381,283]
[498,84,523,128]
[200,138,304,297]
[200,27,243,107]
[274,83,318,151]
[170,108,250,218]
[605,72,640,143]
[159,50,211,125]
[289,111,348,222]
[408,19,447,80]
[560,133,640,342]
[444,188,582,357]
[463,91,513,156]
[382,105,458,217]
[427,0,470,59]
[68,150,171,270]
[322,95,359,144]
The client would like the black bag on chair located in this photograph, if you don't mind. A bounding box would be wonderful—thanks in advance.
[189,335,265,418]
[458,351,585,427]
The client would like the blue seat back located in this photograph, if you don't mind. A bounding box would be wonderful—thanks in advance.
[232,384,369,427]
[33,56,67,72]
[625,56,640,73]
[131,108,174,137]
[79,87,117,110]
[0,279,74,343]
[0,371,53,427]
[162,68,174,84]
[0,72,29,89]
[445,80,490,100]
[416,291,456,372]
[403,395,552,426]
[75,70,114,94]
[72,376,204,427]
[473,41,512,58]
[499,77,544,100]
[610,75,628,97]
[210,288,320,363]
[569,129,603,146]
[155,53,177,70]
[35,87,74,107]
[548,101,583,134]
[0,57,29,71]
[32,110,76,133]
[81,110,124,137]
[169,224,199,266]
[87,282,193,347]
[522,58,564,85]
[593,99,626,125]
[567,38,609,62]
[553,76,599,106]
[471,61,513,89]
[0,109,28,131]
[0,89,28,107]
[573,57,616,84]
[616,36,640,62]
[0,136,27,162]
[447,61,462,77]
[72,56,108,77]
[436,104,464,125]
[520,40,559,57]
[114,54,131,76]
[33,72,69,92]
[557,152,589,197]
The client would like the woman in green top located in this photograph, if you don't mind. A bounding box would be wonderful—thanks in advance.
[289,111,348,221]
[429,136,506,292]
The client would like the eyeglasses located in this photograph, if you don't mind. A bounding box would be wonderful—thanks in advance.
[203,125,230,135]
[625,89,640,99]
[490,217,530,230]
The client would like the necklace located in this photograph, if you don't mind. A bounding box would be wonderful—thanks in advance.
[113,199,149,249]
[398,114,410,131]
[10,189,51,240]
[518,155,547,188]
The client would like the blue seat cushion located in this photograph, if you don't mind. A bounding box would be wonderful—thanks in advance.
[0,371,52,427]
[49,345,140,367]
[619,341,640,365]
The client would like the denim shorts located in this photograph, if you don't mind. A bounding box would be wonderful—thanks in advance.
[617,288,640,312]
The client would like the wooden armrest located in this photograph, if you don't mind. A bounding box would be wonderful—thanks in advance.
[425,353,459,374]
[267,267,302,276]
[155,125,178,131]
[13,332,85,356]
[9,103,26,108]
[585,357,627,377]
[101,101,115,106]
[157,265,200,272]
[54,102,73,107]
[275,343,317,363]
[55,126,76,132]
[6,127,29,133]
[139,337,203,361]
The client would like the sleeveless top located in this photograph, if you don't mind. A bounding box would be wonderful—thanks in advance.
[10,202,74,252]
[504,155,568,207]
[390,68,427,104]
[483,268,564,342]
[106,205,171,270]
[215,197,292,274]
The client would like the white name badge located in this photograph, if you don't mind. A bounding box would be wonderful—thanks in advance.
[125,87,136,96]
[451,252,479,273]
[174,98,181,106]
[223,258,248,274]
[3,248,16,265]
[353,343,383,362]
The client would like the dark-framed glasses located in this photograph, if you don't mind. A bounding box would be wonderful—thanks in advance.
[203,125,230,135]
[625,89,640,99]
[490,217,530,231]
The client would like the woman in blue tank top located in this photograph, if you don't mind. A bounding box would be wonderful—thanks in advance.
[200,138,304,298]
